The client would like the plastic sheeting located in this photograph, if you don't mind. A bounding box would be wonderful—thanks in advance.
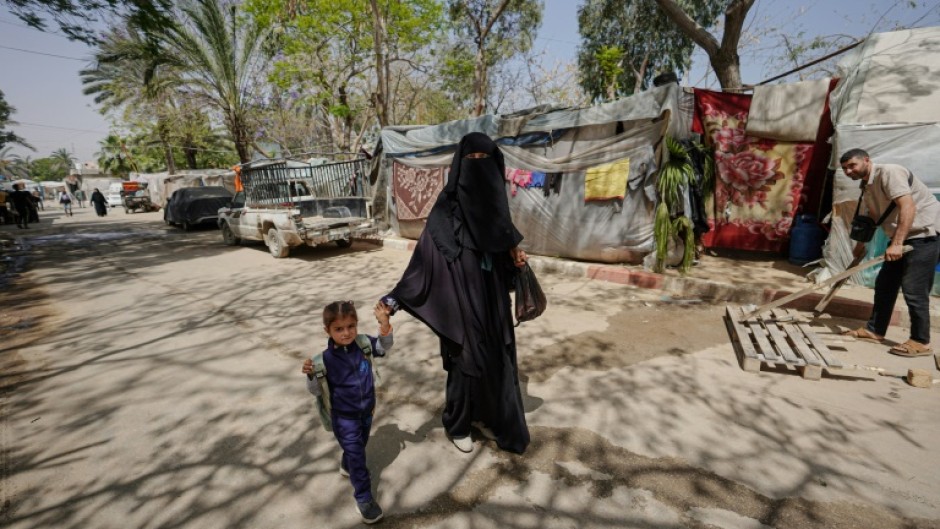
[746,79,832,142]
[380,84,688,157]
[812,27,940,287]
[386,121,662,262]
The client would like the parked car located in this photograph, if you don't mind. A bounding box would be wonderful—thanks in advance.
[106,182,122,208]
[165,186,233,230]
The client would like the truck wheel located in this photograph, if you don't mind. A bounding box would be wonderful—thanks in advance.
[221,223,241,246]
[335,238,353,248]
[266,227,290,258]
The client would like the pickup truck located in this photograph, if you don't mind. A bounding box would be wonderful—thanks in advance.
[217,158,377,258]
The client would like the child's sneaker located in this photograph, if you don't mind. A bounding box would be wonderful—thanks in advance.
[340,460,349,477]
[356,500,384,524]
[450,435,473,453]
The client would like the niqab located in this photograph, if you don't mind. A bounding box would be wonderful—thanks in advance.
[426,132,522,261]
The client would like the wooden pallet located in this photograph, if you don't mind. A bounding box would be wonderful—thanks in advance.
[724,306,843,380]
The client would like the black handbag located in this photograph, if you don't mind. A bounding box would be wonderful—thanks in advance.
[514,263,547,325]
[850,171,913,243]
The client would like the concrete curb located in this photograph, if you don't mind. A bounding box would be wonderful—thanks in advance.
[377,237,915,328]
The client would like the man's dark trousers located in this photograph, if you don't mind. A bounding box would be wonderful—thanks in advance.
[867,235,940,343]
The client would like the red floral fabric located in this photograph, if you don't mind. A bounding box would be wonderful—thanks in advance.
[693,89,816,252]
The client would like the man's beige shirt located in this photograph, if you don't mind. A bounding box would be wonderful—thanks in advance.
[861,163,940,239]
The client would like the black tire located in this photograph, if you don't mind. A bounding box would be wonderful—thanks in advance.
[335,238,353,248]
[221,223,241,246]
[266,227,290,258]
[181,221,191,231]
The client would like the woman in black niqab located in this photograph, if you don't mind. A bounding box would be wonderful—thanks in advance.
[386,132,530,454]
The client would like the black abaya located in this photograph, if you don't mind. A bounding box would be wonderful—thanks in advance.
[91,191,108,217]
[389,132,530,454]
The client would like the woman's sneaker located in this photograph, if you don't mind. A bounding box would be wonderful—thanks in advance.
[451,435,473,453]
[356,500,384,524]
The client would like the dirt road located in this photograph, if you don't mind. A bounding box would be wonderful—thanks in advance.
[2,208,938,528]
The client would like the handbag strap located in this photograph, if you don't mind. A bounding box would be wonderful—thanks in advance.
[856,170,914,225]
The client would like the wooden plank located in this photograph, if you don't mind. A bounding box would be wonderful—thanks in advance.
[774,310,819,363]
[745,319,783,364]
[724,306,761,372]
[813,255,863,314]
[774,309,822,380]
[761,314,804,366]
[738,246,912,321]
[798,322,843,369]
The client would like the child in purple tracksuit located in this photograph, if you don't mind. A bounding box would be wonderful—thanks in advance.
[302,300,393,524]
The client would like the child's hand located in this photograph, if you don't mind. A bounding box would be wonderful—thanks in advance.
[374,302,391,323]
[374,302,392,334]
[301,358,314,375]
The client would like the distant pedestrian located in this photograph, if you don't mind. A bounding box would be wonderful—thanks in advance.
[90,188,108,217]
[31,190,43,211]
[75,189,86,208]
[59,191,73,217]
[301,300,394,525]
[10,183,33,229]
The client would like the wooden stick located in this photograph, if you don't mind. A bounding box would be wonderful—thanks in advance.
[738,246,912,322]
[813,254,864,315]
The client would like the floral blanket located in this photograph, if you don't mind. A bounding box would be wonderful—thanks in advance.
[392,161,447,221]
[693,89,816,252]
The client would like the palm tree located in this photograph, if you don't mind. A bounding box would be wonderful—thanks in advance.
[82,26,181,174]
[159,0,271,163]
[96,134,136,178]
[10,154,33,179]
[50,148,76,177]
[0,147,18,178]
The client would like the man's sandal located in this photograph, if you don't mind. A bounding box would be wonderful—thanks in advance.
[842,327,884,343]
[888,340,932,357]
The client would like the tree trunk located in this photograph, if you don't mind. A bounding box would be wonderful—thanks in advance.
[369,0,389,127]
[710,51,743,90]
[156,121,177,174]
[472,45,487,117]
[653,0,755,90]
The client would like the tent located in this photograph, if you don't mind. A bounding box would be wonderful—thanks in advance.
[376,84,691,263]
[131,169,236,209]
[814,26,940,284]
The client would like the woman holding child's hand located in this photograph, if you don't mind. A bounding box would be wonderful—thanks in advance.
[382,132,530,455]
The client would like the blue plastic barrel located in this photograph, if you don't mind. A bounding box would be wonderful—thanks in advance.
[788,214,825,265]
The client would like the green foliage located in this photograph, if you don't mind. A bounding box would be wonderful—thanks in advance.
[577,0,723,101]
[5,0,172,44]
[245,0,446,138]
[653,136,700,274]
[595,45,625,97]
[24,157,61,182]
[0,89,33,151]
[446,0,543,114]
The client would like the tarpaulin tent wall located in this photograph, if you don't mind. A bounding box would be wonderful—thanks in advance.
[813,26,940,285]
[131,170,236,209]
[376,84,690,263]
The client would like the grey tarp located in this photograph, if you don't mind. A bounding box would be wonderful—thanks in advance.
[378,84,685,263]
[811,26,940,285]
[132,170,236,209]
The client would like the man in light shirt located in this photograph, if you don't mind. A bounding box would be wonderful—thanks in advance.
[840,148,940,357]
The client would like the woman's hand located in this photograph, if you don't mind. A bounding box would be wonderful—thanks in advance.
[510,247,528,268]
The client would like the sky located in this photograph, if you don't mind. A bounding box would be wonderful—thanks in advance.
[1,0,939,165]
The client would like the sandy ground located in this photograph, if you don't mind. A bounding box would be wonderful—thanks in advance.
[1,207,938,529]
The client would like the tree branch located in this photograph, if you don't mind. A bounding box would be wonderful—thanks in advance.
[720,0,756,54]
[653,0,720,56]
